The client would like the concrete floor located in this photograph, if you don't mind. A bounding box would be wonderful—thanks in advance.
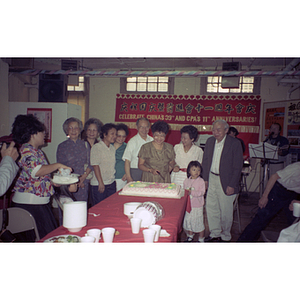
[178,192,291,242]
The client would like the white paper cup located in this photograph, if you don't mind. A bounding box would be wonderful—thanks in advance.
[149,224,161,242]
[143,229,155,243]
[293,202,300,217]
[102,227,115,243]
[81,236,95,243]
[130,218,142,234]
[87,229,101,242]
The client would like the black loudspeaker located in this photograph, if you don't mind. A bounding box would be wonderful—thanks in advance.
[39,74,67,102]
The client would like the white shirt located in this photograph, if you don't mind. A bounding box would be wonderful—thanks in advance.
[277,162,300,193]
[173,143,203,168]
[90,140,116,185]
[210,135,226,174]
[171,144,204,188]
[122,133,153,168]
[0,156,19,197]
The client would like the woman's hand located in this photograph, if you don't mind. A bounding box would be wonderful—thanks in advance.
[78,175,86,188]
[98,181,105,193]
[36,163,72,178]
[149,168,160,175]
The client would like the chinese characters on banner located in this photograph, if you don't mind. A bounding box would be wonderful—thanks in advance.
[115,94,261,157]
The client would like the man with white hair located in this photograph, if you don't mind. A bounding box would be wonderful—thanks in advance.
[202,120,243,242]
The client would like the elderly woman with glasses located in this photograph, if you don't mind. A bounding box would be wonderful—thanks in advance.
[56,117,92,202]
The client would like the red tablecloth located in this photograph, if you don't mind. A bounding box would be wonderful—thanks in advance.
[40,191,188,243]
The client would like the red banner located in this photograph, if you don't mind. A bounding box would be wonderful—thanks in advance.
[115,94,261,158]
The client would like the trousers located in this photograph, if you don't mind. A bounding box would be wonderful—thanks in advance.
[206,172,236,241]
[91,181,116,207]
[237,181,297,242]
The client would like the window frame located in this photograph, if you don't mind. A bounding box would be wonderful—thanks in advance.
[67,75,85,92]
[200,76,261,95]
[120,76,174,94]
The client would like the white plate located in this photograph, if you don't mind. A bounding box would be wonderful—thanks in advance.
[44,234,81,243]
[133,207,156,228]
[52,174,79,185]
[160,229,170,237]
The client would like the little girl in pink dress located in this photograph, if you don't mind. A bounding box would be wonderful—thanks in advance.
[183,161,205,242]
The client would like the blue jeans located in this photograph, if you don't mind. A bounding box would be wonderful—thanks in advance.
[91,181,116,207]
[237,181,297,242]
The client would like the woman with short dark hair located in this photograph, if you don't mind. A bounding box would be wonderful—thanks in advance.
[12,114,72,240]
[82,118,103,207]
[171,125,203,189]
[114,123,129,191]
[90,123,117,205]
[82,118,102,147]
[138,121,175,183]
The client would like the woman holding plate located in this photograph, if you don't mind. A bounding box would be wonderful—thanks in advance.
[11,114,72,240]
[138,121,175,183]
[56,117,92,202]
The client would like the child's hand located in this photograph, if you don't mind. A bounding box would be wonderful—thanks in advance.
[173,166,180,172]
[186,188,192,195]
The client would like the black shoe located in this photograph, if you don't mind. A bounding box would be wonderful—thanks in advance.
[220,239,231,242]
[184,237,193,242]
[204,236,221,242]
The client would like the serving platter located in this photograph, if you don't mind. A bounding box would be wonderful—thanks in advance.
[51,174,79,185]
[44,235,81,243]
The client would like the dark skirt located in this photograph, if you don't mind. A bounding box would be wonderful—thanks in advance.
[12,202,58,241]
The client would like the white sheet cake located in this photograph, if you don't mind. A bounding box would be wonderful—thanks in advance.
[119,181,181,199]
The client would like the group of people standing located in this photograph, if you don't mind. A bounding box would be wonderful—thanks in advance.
[56,118,130,209]
[122,117,244,242]
[1,112,298,243]
[0,114,131,240]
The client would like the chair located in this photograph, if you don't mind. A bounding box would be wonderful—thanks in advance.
[233,194,242,233]
[0,207,40,241]
[240,165,251,196]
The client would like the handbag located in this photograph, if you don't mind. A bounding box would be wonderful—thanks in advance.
[84,142,93,180]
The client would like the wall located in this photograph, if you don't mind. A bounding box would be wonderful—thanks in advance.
[2,57,300,192]
[88,75,300,193]
[8,102,81,164]
[0,59,10,137]
[89,77,119,124]
[174,77,201,95]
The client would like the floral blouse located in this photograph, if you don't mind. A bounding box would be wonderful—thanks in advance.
[14,143,54,197]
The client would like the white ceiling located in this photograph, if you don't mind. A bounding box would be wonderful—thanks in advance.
[32,57,299,72]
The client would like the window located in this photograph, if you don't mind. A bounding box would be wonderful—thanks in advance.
[206,76,256,93]
[67,76,85,91]
[120,76,174,94]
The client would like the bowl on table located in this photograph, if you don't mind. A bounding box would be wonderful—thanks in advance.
[123,202,142,219]
[133,201,165,228]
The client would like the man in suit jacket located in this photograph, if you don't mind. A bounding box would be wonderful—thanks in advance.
[202,120,243,242]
